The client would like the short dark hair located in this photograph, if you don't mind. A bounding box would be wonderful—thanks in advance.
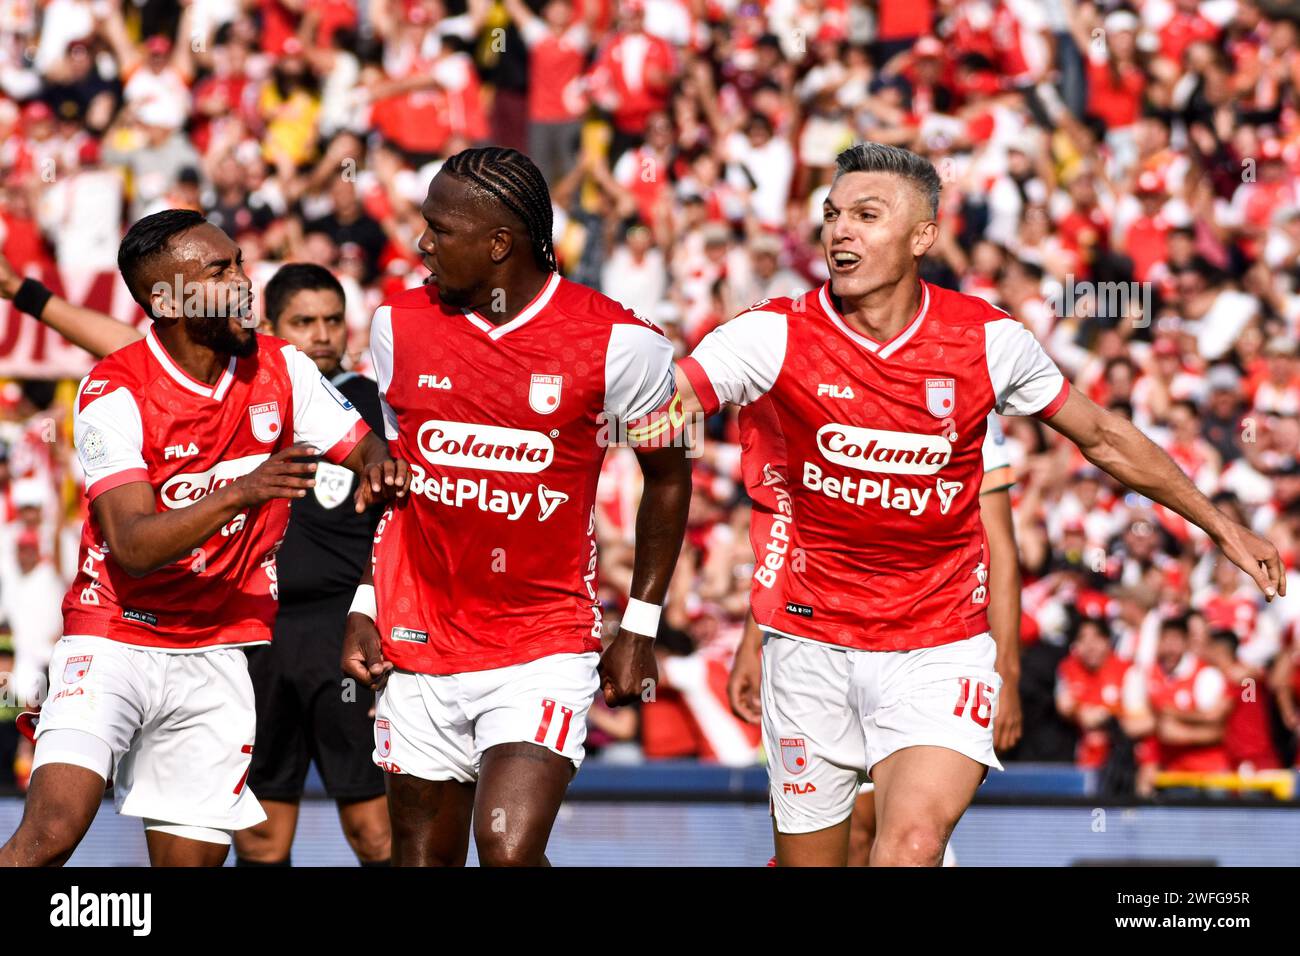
[264,263,345,328]
[442,146,556,271]
[833,143,942,218]
[1160,614,1190,636]
[117,209,208,316]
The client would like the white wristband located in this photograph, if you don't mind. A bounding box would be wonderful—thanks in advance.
[620,598,661,638]
[349,583,377,621]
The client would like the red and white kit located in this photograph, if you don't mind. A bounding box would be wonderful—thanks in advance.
[684,280,1067,832]
[368,274,679,780]
[38,328,367,835]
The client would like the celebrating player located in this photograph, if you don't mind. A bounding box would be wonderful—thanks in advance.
[4,257,398,866]
[728,404,1022,867]
[677,142,1284,867]
[341,147,692,866]
[0,210,408,867]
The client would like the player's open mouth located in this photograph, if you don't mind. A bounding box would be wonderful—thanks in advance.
[830,251,862,271]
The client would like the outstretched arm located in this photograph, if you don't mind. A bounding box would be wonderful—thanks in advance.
[0,255,143,358]
[1044,388,1285,599]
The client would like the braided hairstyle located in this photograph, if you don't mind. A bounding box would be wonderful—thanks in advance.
[442,146,557,272]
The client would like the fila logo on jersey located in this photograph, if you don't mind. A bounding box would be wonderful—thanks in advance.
[817,383,855,400]
[926,378,955,418]
[528,374,563,415]
[418,374,452,389]
[783,782,817,795]
[248,402,282,443]
[817,424,952,475]
[390,627,428,644]
[375,719,392,757]
[63,655,92,684]
[164,442,199,460]
[417,420,554,474]
[160,453,269,509]
[780,737,808,775]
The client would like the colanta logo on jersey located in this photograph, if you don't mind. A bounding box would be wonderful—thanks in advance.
[416,420,554,473]
[160,453,269,509]
[816,424,952,475]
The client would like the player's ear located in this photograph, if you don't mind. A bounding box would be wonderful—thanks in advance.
[148,277,181,319]
[911,219,939,258]
[490,226,514,264]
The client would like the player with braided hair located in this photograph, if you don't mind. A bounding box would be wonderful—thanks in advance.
[342,147,692,865]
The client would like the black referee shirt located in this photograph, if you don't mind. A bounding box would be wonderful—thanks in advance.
[275,370,386,608]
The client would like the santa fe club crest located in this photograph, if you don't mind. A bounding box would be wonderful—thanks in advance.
[780,737,808,775]
[528,374,563,414]
[249,402,282,442]
[925,378,955,418]
[63,655,92,684]
[375,718,392,758]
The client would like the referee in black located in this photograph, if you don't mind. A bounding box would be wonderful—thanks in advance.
[235,264,390,866]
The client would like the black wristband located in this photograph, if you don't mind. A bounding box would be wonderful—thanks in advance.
[13,278,53,319]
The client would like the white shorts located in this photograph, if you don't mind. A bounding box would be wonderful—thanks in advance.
[34,635,265,832]
[374,652,600,783]
[762,632,1003,835]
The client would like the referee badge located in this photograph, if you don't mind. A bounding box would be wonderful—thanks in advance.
[313,461,353,510]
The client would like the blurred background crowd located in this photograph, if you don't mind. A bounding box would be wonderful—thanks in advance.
[0,0,1299,796]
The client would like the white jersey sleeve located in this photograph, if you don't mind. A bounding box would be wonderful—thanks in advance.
[604,323,681,447]
[367,305,400,441]
[984,318,1070,418]
[282,345,368,463]
[680,310,788,414]
[981,412,1010,472]
[75,383,148,501]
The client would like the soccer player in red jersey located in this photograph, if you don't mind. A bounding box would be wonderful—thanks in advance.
[341,148,692,866]
[677,143,1285,866]
[0,210,408,867]
[730,406,1022,867]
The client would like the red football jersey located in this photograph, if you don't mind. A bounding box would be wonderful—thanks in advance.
[63,329,369,649]
[1124,654,1231,772]
[1056,651,1129,768]
[368,274,680,674]
[683,280,1068,652]
[740,397,791,623]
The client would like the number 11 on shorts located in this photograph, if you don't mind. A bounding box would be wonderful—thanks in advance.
[535,698,575,751]
[952,678,993,728]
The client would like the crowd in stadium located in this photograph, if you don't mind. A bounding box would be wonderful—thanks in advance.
[0,0,1299,796]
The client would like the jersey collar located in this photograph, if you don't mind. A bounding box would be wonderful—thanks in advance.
[462,272,561,340]
[817,280,930,360]
[145,326,237,401]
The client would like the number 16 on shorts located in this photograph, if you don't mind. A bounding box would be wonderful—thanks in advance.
[952,677,994,728]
